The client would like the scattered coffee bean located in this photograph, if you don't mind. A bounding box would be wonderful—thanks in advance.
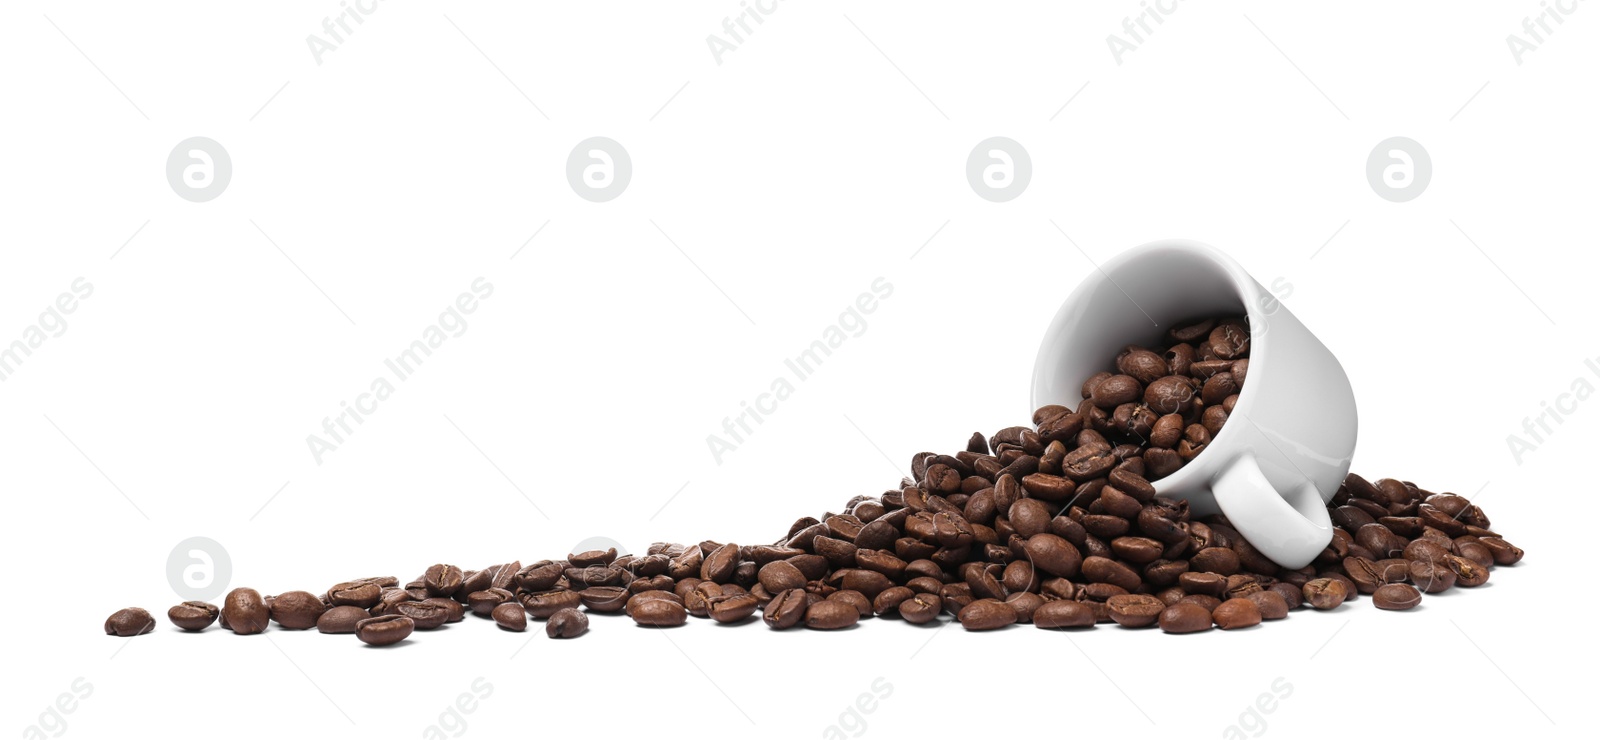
[492,602,527,632]
[1373,583,1423,611]
[269,591,326,630]
[1158,602,1213,634]
[957,599,1017,631]
[223,588,270,635]
[105,607,156,637]
[805,600,859,630]
[104,316,1523,642]
[1213,598,1262,630]
[354,614,413,646]
[167,601,219,632]
[317,606,370,634]
[546,608,588,638]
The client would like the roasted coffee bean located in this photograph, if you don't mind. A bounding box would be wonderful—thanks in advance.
[762,589,809,630]
[467,588,514,616]
[805,600,860,630]
[1144,376,1195,415]
[1089,375,1143,409]
[317,606,370,634]
[1213,598,1262,630]
[1082,556,1141,591]
[699,543,740,584]
[424,597,466,623]
[1408,559,1456,593]
[1245,591,1289,620]
[1478,537,1523,566]
[168,601,219,632]
[328,581,382,608]
[1372,583,1423,611]
[223,588,270,635]
[355,614,413,646]
[521,589,582,618]
[1191,547,1241,575]
[1303,578,1348,610]
[630,597,688,627]
[424,564,464,597]
[491,602,527,632]
[1004,592,1045,623]
[1179,594,1223,612]
[1444,554,1490,587]
[105,607,156,637]
[1107,594,1166,628]
[577,586,629,613]
[957,598,1016,631]
[267,591,326,630]
[899,593,942,624]
[392,600,450,630]
[1158,602,1213,634]
[1268,583,1304,610]
[545,607,588,638]
[1024,534,1082,578]
[1032,600,1095,629]
[515,561,564,592]
[1110,536,1164,564]
[709,593,761,623]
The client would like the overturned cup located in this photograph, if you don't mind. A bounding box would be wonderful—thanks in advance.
[1030,240,1357,568]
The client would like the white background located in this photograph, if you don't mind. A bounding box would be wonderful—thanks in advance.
[2,2,1593,738]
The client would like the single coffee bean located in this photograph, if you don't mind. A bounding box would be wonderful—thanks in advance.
[1443,554,1490,587]
[1004,592,1045,623]
[763,589,809,630]
[1033,600,1096,629]
[1268,582,1304,610]
[1082,556,1141,591]
[805,600,860,630]
[630,598,688,627]
[957,598,1017,631]
[317,605,370,634]
[105,607,156,637]
[1107,594,1166,628]
[1158,602,1213,634]
[829,590,873,619]
[898,593,942,625]
[1302,578,1348,610]
[1372,583,1423,611]
[1245,591,1289,620]
[1191,547,1241,575]
[1478,536,1524,566]
[515,561,564,592]
[393,600,450,630]
[167,601,219,632]
[491,602,527,632]
[354,614,414,646]
[522,589,582,618]
[223,588,271,635]
[1210,597,1261,629]
[709,593,761,623]
[577,586,629,613]
[269,591,326,630]
[1408,559,1457,593]
[1179,594,1223,612]
[545,607,588,638]
[327,581,382,609]
[424,564,464,597]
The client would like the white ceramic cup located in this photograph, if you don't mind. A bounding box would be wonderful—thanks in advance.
[1030,240,1357,569]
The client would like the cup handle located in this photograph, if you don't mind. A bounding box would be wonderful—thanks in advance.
[1211,452,1334,569]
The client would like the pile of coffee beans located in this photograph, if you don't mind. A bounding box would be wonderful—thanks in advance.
[104,315,1524,641]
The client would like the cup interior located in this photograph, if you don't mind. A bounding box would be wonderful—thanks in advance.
[1030,243,1254,412]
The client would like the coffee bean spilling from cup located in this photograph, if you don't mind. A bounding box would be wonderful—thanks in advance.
[105,315,1522,641]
